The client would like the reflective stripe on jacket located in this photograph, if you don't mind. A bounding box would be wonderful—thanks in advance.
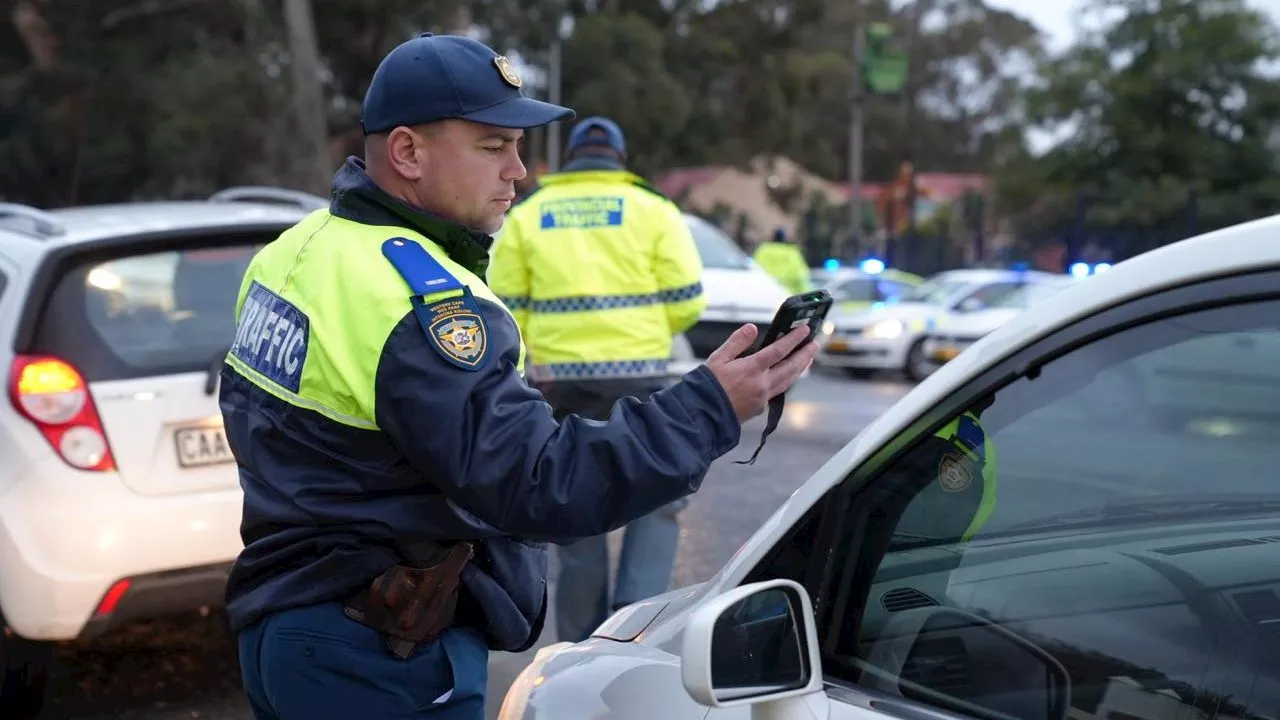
[489,168,707,381]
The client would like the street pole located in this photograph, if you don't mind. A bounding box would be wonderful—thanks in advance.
[845,22,865,263]
[547,35,562,172]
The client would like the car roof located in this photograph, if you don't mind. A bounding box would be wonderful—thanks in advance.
[0,190,322,261]
[713,211,1280,587]
[43,201,308,242]
[930,267,1058,283]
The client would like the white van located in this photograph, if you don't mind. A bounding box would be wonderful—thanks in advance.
[679,214,789,352]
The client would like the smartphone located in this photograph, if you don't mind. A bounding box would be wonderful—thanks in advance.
[751,289,834,356]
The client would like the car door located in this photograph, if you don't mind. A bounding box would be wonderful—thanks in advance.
[23,232,274,495]
[735,268,1280,720]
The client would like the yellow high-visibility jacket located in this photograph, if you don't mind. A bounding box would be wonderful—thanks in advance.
[753,241,812,295]
[489,169,707,381]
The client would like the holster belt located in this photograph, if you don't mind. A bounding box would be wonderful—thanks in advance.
[342,541,474,660]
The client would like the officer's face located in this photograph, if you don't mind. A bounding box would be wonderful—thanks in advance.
[403,121,527,235]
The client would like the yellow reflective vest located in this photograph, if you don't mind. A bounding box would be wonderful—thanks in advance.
[753,241,812,296]
[489,169,707,381]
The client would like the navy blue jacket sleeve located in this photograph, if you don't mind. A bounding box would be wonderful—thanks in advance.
[373,297,741,540]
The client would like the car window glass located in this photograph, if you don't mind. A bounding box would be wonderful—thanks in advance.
[901,277,971,305]
[990,281,1071,309]
[685,215,751,270]
[35,240,265,380]
[819,298,1280,720]
[960,281,1022,309]
[835,278,878,302]
[876,280,908,301]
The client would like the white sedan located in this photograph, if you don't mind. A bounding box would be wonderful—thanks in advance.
[500,212,1280,720]
[817,268,1058,381]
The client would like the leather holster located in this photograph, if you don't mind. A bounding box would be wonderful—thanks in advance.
[343,541,474,659]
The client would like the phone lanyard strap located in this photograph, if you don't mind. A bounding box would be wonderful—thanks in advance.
[733,391,785,466]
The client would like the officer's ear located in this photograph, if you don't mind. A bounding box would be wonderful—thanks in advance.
[382,125,433,181]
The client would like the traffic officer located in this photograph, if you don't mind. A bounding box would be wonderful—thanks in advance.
[218,33,818,720]
[754,227,813,295]
[489,116,707,643]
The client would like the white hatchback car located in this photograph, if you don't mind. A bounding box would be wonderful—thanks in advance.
[500,213,1280,720]
[0,188,320,715]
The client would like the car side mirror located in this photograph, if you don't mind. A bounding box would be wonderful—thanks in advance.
[859,606,1072,720]
[958,297,985,313]
[681,580,829,717]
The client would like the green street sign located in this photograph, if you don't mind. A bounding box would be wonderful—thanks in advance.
[862,22,908,94]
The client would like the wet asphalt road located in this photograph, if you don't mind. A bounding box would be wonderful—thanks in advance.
[36,369,913,720]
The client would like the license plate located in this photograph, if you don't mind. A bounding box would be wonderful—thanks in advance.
[826,339,850,352]
[933,347,962,362]
[174,426,235,468]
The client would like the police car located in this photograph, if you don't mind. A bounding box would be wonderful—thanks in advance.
[0,187,320,714]
[818,268,1058,381]
[923,274,1078,365]
[500,213,1280,720]
[816,262,924,314]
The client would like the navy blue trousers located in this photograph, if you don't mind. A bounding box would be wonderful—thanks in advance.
[237,602,488,719]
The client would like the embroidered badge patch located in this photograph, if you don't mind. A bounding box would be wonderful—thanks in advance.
[416,290,489,371]
[230,281,309,393]
[937,452,975,493]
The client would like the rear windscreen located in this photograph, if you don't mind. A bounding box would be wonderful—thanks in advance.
[29,236,269,381]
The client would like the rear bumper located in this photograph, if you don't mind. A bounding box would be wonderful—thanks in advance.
[0,455,243,641]
[76,562,233,641]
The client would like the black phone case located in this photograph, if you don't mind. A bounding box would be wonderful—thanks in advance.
[752,289,834,355]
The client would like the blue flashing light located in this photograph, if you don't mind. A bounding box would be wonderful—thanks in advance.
[1094,262,1112,274]
[1011,262,1029,272]
[1069,262,1091,278]
[823,258,840,272]
[859,258,885,275]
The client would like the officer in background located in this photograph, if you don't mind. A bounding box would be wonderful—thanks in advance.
[754,226,813,295]
[218,33,818,720]
[489,116,706,643]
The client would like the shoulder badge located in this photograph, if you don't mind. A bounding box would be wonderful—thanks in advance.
[937,452,975,493]
[412,294,489,371]
[494,56,522,88]
[382,237,490,372]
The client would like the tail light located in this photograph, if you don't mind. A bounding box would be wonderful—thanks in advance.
[8,355,116,472]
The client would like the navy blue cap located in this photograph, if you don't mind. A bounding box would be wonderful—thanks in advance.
[362,33,574,134]
[565,116,626,156]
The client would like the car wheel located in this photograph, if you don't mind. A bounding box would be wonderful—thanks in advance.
[904,339,934,382]
[844,368,874,380]
[0,629,53,719]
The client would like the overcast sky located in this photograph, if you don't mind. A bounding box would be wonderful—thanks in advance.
[984,0,1280,52]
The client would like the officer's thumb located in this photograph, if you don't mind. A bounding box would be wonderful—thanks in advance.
[707,324,759,366]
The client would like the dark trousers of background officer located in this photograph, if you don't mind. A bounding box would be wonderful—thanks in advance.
[539,376,689,642]
[237,603,489,719]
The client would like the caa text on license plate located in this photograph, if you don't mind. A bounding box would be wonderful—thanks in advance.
[174,426,234,468]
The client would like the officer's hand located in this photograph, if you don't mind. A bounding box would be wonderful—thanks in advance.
[704,324,819,422]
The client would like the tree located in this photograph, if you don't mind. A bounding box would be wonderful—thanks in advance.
[997,0,1280,254]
